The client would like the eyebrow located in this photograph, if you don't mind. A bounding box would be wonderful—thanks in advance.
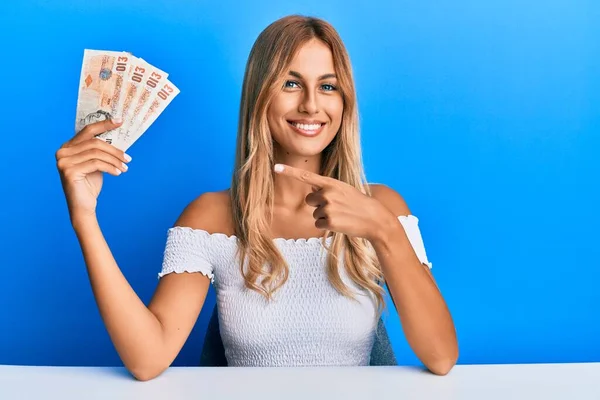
[288,70,337,80]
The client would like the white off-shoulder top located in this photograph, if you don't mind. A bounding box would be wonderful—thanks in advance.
[158,215,432,367]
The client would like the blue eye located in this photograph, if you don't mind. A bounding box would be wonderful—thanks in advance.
[284,80,300,88]
[283,80,337,91]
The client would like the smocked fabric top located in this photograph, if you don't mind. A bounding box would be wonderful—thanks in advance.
[158,215,432,367]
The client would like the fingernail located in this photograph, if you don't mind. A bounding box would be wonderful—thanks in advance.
[112,118,122,124]
[274,164,284,172]
[122,162,128,171]
[124,153,132,162]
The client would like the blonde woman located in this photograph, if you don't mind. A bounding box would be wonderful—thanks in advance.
[56,15,458,381]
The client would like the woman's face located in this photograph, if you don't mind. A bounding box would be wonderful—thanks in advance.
[267,38,343,158]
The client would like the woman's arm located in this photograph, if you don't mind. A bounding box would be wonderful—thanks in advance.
[369,185,459,375]
[73,192,221,381]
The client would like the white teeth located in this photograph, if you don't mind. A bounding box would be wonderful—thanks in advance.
[292,122,322,131]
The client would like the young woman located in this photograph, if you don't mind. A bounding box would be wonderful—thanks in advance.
[55,15,458,381]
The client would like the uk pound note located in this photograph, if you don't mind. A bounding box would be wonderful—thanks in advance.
[112,62,169,150]
[75,49,131,134]
[120,79,181,151]
[75,49,180,152]
[96,57,158,148]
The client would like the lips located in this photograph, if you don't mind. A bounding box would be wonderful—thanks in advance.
[287,120,326,137]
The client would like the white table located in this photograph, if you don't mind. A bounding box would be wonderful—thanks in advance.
[0,363,598,399]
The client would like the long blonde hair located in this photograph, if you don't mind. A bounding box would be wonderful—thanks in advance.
[230,15,386,315]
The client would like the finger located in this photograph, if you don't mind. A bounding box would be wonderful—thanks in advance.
[63,159,123,180]
[305,190,326,207]
[313,204,329,220]
[70,118,123,146]
[314,217,328,230]
[273,164,332,189]
[63,148,129,174]
[58,137,131,164]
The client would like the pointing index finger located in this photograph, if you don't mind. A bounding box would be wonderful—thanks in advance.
[274,164,332,189]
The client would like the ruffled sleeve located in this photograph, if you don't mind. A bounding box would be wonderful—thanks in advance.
[397,215,433,269]
[158,226,215,283]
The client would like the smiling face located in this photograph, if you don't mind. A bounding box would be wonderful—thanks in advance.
[267,38,344,158]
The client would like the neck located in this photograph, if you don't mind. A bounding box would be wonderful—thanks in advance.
[272,147,322,211]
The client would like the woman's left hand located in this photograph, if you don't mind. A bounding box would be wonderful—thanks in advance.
[274,163,394,242]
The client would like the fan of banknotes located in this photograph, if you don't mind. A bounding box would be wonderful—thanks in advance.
[75,49,180,152]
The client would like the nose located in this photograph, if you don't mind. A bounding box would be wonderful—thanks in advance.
[298,90,319,115]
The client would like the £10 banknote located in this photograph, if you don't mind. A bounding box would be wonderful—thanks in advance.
[75,49,180,152]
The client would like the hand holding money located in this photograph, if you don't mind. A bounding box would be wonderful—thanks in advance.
[74,49,180,152]
[56,119,131,224]
[56,49,179,224]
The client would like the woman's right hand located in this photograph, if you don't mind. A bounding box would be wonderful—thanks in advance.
[55,119,131,224]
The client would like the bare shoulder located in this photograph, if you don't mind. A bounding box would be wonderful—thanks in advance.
[368,183,411,216]
[173,189,234,235]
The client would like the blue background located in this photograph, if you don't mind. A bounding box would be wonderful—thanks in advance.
[0,0,598,367]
